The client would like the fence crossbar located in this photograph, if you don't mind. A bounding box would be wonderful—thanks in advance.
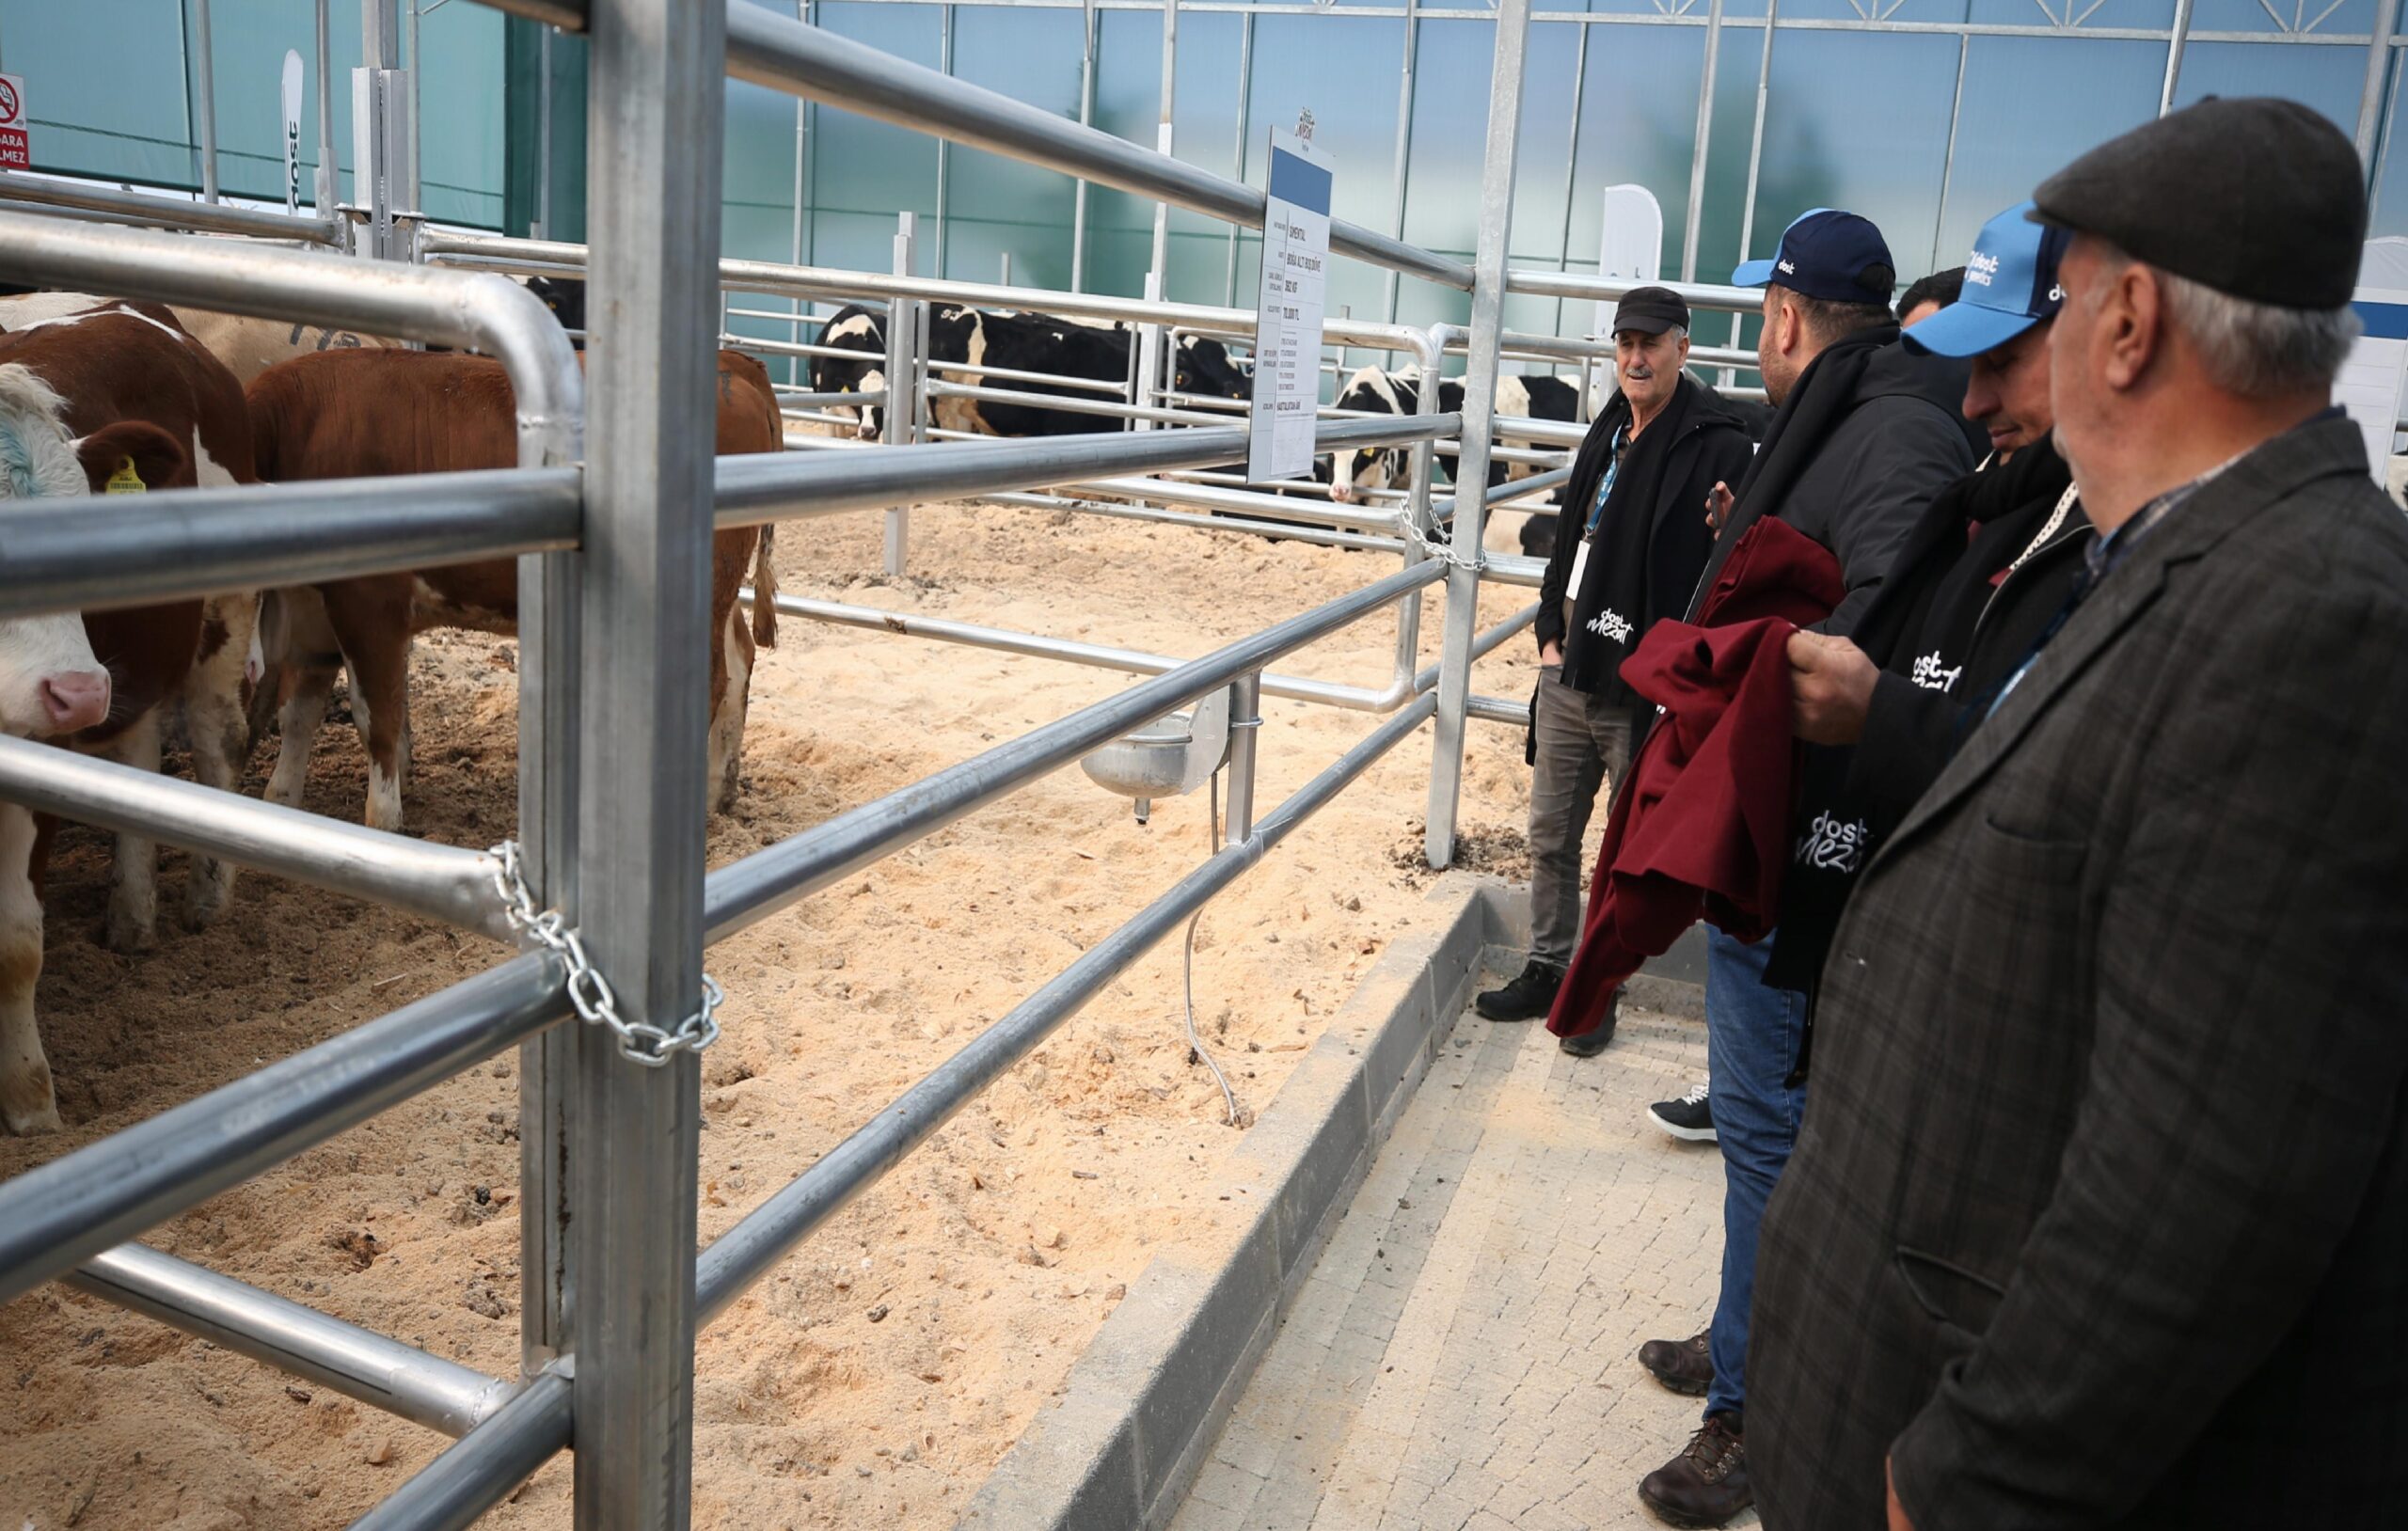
[701,559,1440,947]
[349,1367,576,1531]
[710,414,1456,529]
[66,1244,515,1438]
[0,737,515,939]
[0,170,346,245]
[461,0,1471,290]
[0,213,582,471]
[0,468,581,619]
[0,954,568,1305]
[695,688,1441,1321]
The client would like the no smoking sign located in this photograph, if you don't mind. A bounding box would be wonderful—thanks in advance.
[0,75,26,172]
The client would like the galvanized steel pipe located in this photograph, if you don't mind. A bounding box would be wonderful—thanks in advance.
[694,690,1440,1320]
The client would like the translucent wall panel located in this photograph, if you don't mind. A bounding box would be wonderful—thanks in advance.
[1935,36,2160,267]
[2172,41,2367,134]
[812,0,943,235]
[945,5,1084,288]
[1087,7,1167,296]
[1243,14,1404,325]
[1750,27,1959,292]
[0,0,504,228]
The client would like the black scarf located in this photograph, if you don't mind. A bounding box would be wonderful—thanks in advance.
[1861,437,2076,683]
[1560,375,1703,702]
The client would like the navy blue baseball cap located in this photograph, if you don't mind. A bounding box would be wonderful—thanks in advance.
[1903,200,2073,357]
[1732,208,1897,305]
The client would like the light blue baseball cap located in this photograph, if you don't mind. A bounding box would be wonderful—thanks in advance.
[1903,200,2074,357]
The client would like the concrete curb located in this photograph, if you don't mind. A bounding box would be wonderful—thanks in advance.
[958,872,1513,1531]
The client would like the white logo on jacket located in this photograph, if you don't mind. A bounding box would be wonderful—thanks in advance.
[1796,810,1872,874]
[1910,652,1962,692]
[1585,608,1634,645]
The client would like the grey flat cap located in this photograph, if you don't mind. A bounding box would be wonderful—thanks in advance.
[2030,96,2365,309]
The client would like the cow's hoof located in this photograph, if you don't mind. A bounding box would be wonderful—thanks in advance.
[182,868,233,931]
[103,908,159,955]
[2,1081,60,1136]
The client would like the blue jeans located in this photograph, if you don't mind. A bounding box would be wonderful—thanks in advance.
[1703,925,1809,1422]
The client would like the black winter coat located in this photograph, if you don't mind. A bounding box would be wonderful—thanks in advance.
[1764,437,2093,996]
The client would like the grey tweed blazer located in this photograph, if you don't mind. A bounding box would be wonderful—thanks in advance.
[1749,412,2408,1530]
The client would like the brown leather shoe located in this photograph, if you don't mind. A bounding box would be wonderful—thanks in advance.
[1638,1330,1713,1397]
[1638,1413,1751,1528]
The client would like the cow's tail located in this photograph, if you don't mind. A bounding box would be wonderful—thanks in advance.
[750,525,780,650]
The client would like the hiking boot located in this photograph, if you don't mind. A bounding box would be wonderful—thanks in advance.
[1639,1330,1714,1397]
[1560,986,1622,1056]
[1638,1413,1751,1528]
[1475,959,1563,1022]
[1648,1081,1717,1144]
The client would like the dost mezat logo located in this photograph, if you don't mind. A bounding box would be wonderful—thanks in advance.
[1966,250,2002,288]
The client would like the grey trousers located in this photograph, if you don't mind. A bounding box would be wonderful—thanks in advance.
[1529,665,1635,969]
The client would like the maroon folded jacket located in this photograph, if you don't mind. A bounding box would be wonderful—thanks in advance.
[1548,517,1844,1039]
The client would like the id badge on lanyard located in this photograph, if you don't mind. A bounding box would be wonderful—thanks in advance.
[1568,431,1624,601]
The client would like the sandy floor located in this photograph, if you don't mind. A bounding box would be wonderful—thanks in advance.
[0,497,1572,1531]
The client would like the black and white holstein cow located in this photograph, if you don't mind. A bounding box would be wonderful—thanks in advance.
[810,303,1250,438]
[1324,365,1581,556]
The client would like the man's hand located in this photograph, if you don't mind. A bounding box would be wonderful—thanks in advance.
[1886,1457,1915,1531]
[1540,640,1563,667]
[1787,629,1880,745]
[1705,481,1735,534]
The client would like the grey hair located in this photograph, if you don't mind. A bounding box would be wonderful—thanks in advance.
[2088,240,2361,396]
[2155,267,2360,397]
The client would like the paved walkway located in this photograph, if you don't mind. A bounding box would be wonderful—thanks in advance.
[1167,996,1756,1531]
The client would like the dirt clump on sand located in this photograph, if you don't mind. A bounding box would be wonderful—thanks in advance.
[0,498,1601,1529]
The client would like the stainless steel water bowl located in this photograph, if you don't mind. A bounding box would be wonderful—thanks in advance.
[1080,686,1232,818]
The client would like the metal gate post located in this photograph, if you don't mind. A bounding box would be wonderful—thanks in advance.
[1424,0,1530,868]
[356,0,413,261]
[570,0,725,1522]
[194,0,222,204]
[883,212,918,577]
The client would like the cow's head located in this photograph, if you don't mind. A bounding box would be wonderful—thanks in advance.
[813,309,890,441]
[0,367,185,735]
[1330,445,1408,505]
[1173,336,1252,402]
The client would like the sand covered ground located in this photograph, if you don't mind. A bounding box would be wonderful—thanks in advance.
[0,497,1579,1530]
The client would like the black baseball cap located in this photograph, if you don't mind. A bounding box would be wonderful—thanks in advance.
[2029,97,2365,309]
[1611,286,1691,337]
[1734,208,1898,306]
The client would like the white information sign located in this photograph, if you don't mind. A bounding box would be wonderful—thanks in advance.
[280,52,305,215]
[1248,125,1331,482]
[1592,183,1664,338]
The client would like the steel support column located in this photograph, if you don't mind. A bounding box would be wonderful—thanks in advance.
[1381,0,1421,324]
[317,0,339,218]
[2360,0,2401,166]
[1680,0,1726,284]
[1425,0,1530,867]
[1729,0,1779,364]
[1072,0,1097,291]
[1149,0,1178,302]
[2159,0,2193,114]
[884,212,919,575]
[568,0,723,1523]
[194,0,222,203]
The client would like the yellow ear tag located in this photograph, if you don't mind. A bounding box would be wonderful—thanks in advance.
[103,458,146,495]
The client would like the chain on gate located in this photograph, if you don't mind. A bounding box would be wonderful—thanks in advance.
[1402,503,1487,574]
[488,839,723,1066]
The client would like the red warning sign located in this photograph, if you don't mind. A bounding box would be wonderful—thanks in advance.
[0,76,27,173]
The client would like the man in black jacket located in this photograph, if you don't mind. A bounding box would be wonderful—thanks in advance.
[1771,198,2092,997]
[1634,209,1977,1530]
[1474,288,1755,1043]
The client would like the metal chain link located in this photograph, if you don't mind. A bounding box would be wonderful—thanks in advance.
[1402,508,1487,575]
[488,840,722,1068]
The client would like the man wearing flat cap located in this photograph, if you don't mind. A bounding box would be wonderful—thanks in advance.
[1748,96,2408,1529]
[1477,287,1754,1044]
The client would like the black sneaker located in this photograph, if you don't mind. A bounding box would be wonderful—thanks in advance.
[1475,959,1563,1022]
[1648,1082,1716,1144]
[1559,986,1622,1057]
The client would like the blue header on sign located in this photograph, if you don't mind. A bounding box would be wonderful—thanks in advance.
[1268,147,1331,215]
[2353,299,2408,340]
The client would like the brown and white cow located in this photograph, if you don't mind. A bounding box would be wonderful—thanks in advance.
[0,302,262,1132]
[247,347,784,830]
[0,291,402,387]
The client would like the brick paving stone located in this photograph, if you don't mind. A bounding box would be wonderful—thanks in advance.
[1167,998,1760,1531]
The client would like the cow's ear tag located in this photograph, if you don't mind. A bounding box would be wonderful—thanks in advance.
[103,458,146,495]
